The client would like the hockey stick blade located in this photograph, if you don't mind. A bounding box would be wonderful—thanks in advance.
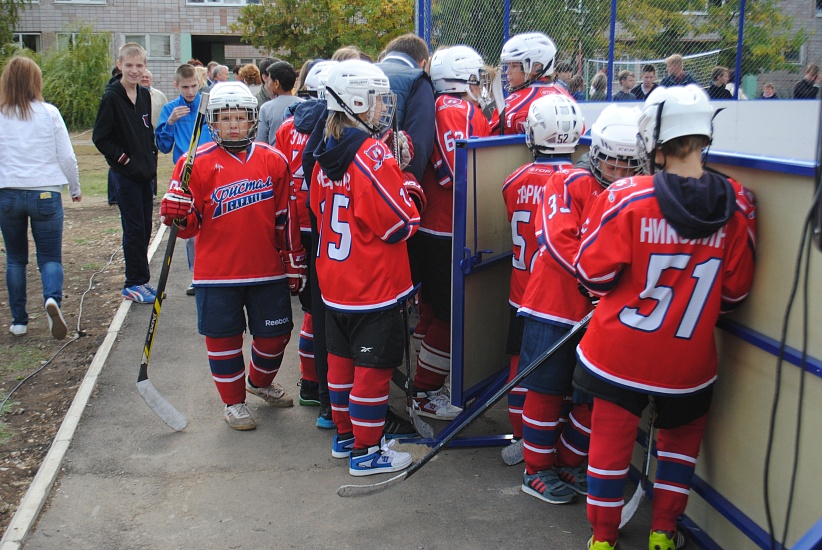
[137,374,188,432]
[136,93,208,430]
[338,311,592,497]
[491,72,505,120]
[337,470,408,497]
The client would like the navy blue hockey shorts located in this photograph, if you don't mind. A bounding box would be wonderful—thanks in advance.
[506,306,525,355]
[325,304,405,369]
[572,366,714,429]
[518,316,586,397]
[196,281,293,338]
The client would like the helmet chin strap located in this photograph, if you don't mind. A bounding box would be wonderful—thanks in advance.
[326,87,381,136]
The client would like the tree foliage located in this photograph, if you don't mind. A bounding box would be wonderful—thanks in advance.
[40,24,111,129]
[0,0,30,48]
[231,0,414,64]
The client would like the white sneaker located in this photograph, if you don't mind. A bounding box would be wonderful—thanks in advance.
[224,403,256,430]
[246,379,294,407]
[45,298,68,340]
[412,386,462,420]
[349,437,413,476]
[9,324,27,337]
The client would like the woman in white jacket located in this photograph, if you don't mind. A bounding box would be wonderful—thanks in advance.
[0,57,81,339]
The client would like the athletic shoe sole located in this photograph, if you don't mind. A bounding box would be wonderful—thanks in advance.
[45,299,68,340]
[521,482,575,504]
[349,456,412,477]
[299,397,321,406]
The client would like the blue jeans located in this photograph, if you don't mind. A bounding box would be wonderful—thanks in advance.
[0,189,65,325]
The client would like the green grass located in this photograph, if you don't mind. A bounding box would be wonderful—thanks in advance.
[0,347,50,378]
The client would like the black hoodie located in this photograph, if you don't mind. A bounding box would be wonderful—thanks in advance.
[653,170,736,239]
[92,75,158,183]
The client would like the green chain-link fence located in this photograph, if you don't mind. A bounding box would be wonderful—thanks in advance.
[419,0,806,100]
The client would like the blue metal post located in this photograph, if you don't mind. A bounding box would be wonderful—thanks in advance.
[606,0,617,101]
[503,0,511,42]
[733,0,746,100]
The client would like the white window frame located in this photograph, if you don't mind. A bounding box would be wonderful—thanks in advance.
[56,32,99,50]
[11,33,42,52]
[54,0,106,4]
[124,34,173,60]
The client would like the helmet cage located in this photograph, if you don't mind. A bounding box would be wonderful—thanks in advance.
[590,147,643,187]
[206,82,259,152]
[325,85,396,136]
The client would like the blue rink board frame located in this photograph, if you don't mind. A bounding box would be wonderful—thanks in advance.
[447,134,822,550]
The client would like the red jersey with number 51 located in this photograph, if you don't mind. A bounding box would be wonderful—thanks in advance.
[575,174,756,395]
[419,95,491,237]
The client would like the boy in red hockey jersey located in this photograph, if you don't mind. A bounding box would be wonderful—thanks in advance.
[515,103,643,506]
[274,60,337,410]
[500,94,582,463]
[160,82,306,431]
[310,60,424,476]
[490,32,576,135]
[406,45,492,421]
[575,85,756,550]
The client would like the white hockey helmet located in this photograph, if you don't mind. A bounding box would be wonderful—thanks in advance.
[303,60,338,95]
[589,104,643,187]
[524,94,583,155]
[429,45,490,104]
[206,81,259,151]
[637,84,714,170]
[500,32,557,92]
[324,60,395,136]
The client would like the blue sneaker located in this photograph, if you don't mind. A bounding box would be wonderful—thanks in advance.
[349,437,412,477]
[123,284,155,303]
[317,403,334,429]
[332,432,354,458]
[143,284,165,300]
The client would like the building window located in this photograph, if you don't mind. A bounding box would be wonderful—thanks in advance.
[54,0,106,4]
[817,0,822,17]
[784,45,804,65]
[57,32,95,50]
[124,34,173,59]
[11,33,42,53]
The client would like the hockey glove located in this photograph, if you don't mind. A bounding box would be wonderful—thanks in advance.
[382,129,414,171]
[282,248,308,295]
[403,177,427,213]
[577,282,600,306]
[160,188,194,226]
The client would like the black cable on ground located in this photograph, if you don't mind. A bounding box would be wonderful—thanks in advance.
[0,249,119,416]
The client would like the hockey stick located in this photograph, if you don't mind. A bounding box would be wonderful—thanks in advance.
[402,300,434,439]
[136,92,209,431]
[619,398,656,528]
[337,310,592,497]
[492,71,506,135]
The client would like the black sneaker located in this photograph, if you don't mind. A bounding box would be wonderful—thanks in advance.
[383,407,418,439]
[298,379,320,406]
[317,402,334,429]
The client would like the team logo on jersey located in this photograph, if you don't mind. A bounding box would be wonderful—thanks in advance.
[439,97,466,111]
[364,143,388,170]
[211,177,274,218]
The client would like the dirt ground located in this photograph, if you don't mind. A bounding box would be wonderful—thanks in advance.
[0,135,174,538]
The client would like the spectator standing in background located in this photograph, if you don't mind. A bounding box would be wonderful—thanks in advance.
[140,69,168,129]
[589,73,607,101]
[761,82,778,99]
[568,75,585,102]
[707,66,732,99]
[660,54,697,87]
[256,57,281,107]
[238,63,263,97]
[257,61,303,144]
[612,70,636,101]
[554,62,573,91]
[0,56,82,339]
[631,64,657,101]
[794,64,820,99]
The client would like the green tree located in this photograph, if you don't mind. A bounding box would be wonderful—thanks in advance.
[231,0,414,65]
[41,24,111,129]
[1,0,30,48]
